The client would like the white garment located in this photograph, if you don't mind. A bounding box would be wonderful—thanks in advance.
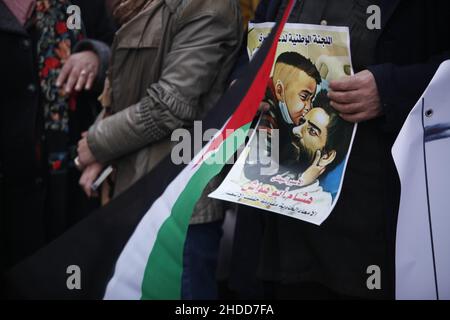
[393,60,450,300]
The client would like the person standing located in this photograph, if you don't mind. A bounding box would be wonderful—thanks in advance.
[0,0,112,271]
[76,0,243,299]
[230,0,450,299]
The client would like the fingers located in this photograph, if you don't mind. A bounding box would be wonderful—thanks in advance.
[329,101,362,123]
[85,71,95,90]
[77,138,93,166]
[74,156,84,171]
[75,69,88,92]
[81,177,98,198]
[313,149,321,166]
[79,171,92,197]
[81,131,88,138]
[328,90,361,105]
[77,140,84,165]
[56,52,99,94]
[79,166,100,198]
[320,152,336,167]
[75,69,95,91]
[330,100,364,114]
[64,67,79,94]
[77,137,87,151]
[329,75,359,92]
[56,61,72,88]
[328,70,382,123]
[319,166,326,176]
[329,70,376,92]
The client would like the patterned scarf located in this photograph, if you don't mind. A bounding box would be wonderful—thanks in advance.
[35,0,83,134]
[31,0,86,176]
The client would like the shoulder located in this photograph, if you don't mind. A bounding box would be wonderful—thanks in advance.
[170,0,240,23]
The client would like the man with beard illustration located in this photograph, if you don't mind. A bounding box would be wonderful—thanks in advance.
[290,90,353,188]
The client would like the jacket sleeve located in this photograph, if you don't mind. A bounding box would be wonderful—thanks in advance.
[87,9,240,163]
[368,50,450,133]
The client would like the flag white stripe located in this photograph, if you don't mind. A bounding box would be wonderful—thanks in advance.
[104,161,200,299]
[104,124,230,299]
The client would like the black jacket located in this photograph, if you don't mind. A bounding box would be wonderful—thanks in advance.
[230,0,450,299]
[0,0,115,270]
[0,0,113,184]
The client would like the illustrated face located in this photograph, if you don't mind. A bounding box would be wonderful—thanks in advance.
[293,107,330,157]
[275,66,317,125]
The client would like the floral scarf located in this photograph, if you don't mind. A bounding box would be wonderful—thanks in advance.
[35,0,83,134]
[33,0,85,174]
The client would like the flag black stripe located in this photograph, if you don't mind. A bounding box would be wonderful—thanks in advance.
[3,1,296,299]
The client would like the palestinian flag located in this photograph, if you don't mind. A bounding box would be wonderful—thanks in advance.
[3,0,297,300]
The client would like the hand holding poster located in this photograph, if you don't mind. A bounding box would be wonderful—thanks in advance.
[210,23,357,225]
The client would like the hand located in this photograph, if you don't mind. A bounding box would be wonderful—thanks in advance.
[300,150,336,186]
[79,162,104,198]
[328,70,383,123]
[77,134,96,167]
[56,51,99,94]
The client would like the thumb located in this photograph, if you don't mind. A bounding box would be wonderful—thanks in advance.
[313,149,322,165]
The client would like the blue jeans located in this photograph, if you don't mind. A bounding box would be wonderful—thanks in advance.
[182,220,223,300]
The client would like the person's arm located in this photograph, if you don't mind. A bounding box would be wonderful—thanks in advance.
[368,50,450,132]
[87,8,241,164]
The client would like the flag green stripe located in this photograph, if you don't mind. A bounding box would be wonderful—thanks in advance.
[140,123,252,299]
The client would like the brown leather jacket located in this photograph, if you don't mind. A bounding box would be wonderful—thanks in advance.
[87,0,242,223]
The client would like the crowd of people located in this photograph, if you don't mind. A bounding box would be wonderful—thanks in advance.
[1,0,449,300]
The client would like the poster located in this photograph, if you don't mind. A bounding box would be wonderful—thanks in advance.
[210,23,357,225]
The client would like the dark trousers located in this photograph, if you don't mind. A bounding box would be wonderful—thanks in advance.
[182,220,223,300]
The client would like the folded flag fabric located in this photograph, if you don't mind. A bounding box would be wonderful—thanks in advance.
[4,0,297,299]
